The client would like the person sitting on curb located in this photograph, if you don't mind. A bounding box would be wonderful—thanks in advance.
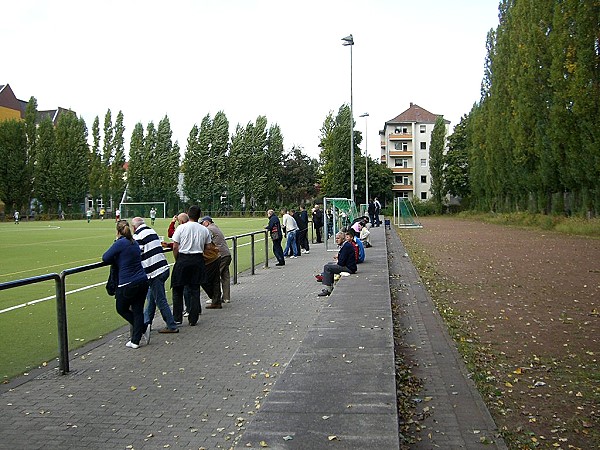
[317,229,358,297]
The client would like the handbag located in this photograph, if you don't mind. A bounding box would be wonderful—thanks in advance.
[105,263,118,296]
[203,241,221,264]
[271,226,280,240]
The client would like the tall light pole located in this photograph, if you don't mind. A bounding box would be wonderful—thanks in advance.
[360,112,369,204]
[342,34,354,203]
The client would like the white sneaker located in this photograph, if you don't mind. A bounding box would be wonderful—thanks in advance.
[290,256,297,259]
[126,341,139,349]
[223,299,230,303]
[183,310,189,317]
[304,250,310,254]
[205,300,212,305]
[142,324,151,345]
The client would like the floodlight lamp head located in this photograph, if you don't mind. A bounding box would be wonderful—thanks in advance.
[341,34,354,46]
[359,112,369,117]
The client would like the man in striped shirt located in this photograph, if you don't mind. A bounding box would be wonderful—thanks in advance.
[132,217,179,334]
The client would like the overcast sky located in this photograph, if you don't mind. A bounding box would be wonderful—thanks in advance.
[3,0,499,160]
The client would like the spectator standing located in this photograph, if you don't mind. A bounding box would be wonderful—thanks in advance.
[295,206,310,254]
[201,216,232,304]
[170,206,211,326]
[317,229,358,297]
[312,204,324,243]
[374,197,382,227]
[131,217,179,334]
[102,220,150,349]
[367,199,376,227]
[265,209,285,266]
[281,209,299,258]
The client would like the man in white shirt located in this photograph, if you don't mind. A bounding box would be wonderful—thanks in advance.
[281,209,299,258]
[170,205,211,326]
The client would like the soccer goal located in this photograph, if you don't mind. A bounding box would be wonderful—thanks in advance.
[119,202,166,220]
[393,197,423,228]
[323,197,358,251]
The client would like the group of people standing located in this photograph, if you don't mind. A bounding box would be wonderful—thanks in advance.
[102,205,231,349]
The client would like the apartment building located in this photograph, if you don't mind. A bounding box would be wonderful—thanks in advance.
[379,103,449,201]
[0,83,75,125]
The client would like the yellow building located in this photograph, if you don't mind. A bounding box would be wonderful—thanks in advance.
[0,84,23,121]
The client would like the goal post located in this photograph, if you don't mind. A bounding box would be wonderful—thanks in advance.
[119,202,166,220]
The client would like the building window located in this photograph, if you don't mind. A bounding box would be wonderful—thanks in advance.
[395,175,402,183]
[395,158,408,168]
[421,175,427,183]
[421,192,427,200]
[394,142,402,150]
[402,142,408,151]
[420,125,426,133]
[420,142,427,150]
[420,159,427,167]
[398,192,409,199]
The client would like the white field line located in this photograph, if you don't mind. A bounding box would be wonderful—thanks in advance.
[1,237,266,315]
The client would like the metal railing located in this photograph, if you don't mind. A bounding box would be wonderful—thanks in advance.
[0,229,270,376]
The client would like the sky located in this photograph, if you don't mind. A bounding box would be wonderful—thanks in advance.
[3,0,500,160]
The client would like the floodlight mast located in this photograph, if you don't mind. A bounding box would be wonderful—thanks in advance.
[342,34,355,203]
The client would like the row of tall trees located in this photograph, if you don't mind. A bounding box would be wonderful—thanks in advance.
[318,104,393,206]
[444,0,599,216]
[0,99,325,218]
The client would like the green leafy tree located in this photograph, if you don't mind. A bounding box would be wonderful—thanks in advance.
[319,105,354,199]
[210,111,230,212]
[429,116,447,214]
[126,122,146,201]
[183,124,202,204]
[54,113,89,213]
[34,118,58,213]
[88,116,104,204]
[152,115,180,210]
[0,120,28,213]
[24,97,38,208]
[101,110,113,206]
[110,111,126,205]
[280,145,318,207]
[445,114,471,201]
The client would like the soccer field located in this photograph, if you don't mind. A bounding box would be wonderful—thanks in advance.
[0,216,269,381]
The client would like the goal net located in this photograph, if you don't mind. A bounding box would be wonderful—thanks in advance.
[119,202,166,220]
[323,198,358,251]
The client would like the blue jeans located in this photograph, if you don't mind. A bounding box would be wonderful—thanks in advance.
[283,230,298,256]
[144,269,177,330]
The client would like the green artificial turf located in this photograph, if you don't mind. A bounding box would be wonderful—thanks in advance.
[0,216,270,381]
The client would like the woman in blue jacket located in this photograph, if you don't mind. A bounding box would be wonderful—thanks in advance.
[103,220,149,349]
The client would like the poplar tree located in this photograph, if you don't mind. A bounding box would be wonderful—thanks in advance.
[34,118,57,214]
[0,120,28,212]
[126,122,146,201]
[88,116,104,205]
[110,111,126,205]
[429,116,447,214]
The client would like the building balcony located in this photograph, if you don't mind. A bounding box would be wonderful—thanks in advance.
[389,150,412,157]
[388,133,412,140]
[392,184,414,191]
[391,167,413,174]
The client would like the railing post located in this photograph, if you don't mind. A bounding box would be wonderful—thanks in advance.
[56,273,70,374]
[264,230,269,268]
[232,236,238,285]
[250,234,255,275]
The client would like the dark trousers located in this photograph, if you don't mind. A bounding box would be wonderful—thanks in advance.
[115,280,149,345]
[173,285,201,325]
[314,224,323,243]
[272,238,284,264]
[201,258,222,305]
[298,228,309,251]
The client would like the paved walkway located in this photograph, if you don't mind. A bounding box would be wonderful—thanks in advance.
[0,224,506,449]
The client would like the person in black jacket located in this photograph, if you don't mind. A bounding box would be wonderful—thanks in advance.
[265,209,285,266]
[312,204,324,243]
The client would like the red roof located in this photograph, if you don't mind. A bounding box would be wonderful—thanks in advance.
[386,103,449,125]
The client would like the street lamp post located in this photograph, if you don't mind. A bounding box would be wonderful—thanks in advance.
[360,112,369,204]
[341,34,354,204]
